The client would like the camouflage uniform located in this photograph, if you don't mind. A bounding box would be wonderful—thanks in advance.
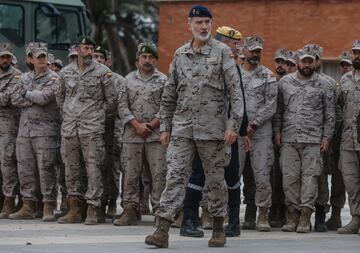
[273,71,335,210]
[118,69,167,212]
[55,60,116,207]
[238,64,277,208]
[337,70,360,216]
[0,64,21,199]
[11,69,61,203]
[155,38,244,222]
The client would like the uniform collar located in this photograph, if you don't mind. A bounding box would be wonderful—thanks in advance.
[135,69,160,82]
[30,68,50,80]
[72,59,96,76]
[183,38,213,56]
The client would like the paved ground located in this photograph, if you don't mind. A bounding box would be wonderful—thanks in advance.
[0,204,358,253]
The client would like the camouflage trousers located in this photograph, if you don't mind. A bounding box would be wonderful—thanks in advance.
[156,137,228,222]
[281,143,322,211]
[0,133,19,197]
[61,134,105,207]
[339,150,360,216]
[238,135,273,208]
[16,136,59,202]
[121,142,167,212]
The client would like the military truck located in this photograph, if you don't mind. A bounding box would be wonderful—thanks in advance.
[0,0,91,70]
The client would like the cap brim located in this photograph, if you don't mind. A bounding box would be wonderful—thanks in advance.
[352,47,360,51]
[0,51,13,57]
[34,50,47,58]
[248,45,263,51]
[299,54,315,60]
[339,59,352,65]
[287,59,297,64]
[274,56,287,61]
[68,52,78,57]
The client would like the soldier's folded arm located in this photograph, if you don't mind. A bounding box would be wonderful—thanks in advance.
[0,91,10,106]
[10,78,32,108]
[253,75,278,127]
[23,76,57,106]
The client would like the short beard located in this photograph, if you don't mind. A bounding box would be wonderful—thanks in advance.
[0,64,10,72]
[352,59,360,70]
[195,32,210,42]
[81,55,92,65]
[298,66,315,77]
[276,67,286,76]
[246,56,260,66]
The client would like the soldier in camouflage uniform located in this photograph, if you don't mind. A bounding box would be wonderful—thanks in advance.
[337,40,360,235]
[238,37,278,232]
[9,42,60,222]
[145,6,243,248]
[274,46,335,233]
[115,43,167,226]
[338,51,353,76]
[55,36,117,225]
[269,48,289,228]
[0,43,21,219]
[286,51,298,74]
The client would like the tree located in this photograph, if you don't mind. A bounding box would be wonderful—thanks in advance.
[84,0,158,75]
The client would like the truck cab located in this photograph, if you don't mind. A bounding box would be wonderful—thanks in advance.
[0,0,91,70]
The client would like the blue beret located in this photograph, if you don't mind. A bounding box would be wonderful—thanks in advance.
[188,5,212,18]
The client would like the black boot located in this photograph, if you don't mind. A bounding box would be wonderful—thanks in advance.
[315,205,327,232]
[180,207,204,237]
[225,206,240,237]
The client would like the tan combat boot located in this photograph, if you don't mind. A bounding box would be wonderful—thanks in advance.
[296,207,313,233]
[257,207,271,232]
[57,196,82,223]
[42,201,56,222]
[0,197,15,219]
[145,217,171,248]
[106,199,117,219]
[9,200,36,219]
[201,205,213,230]
[208,217,226,247]
[84,205,98,225]
[337,215,360,234]
[282,206,300,232]
[113,202,138,226]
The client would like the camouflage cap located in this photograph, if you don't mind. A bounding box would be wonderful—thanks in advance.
[351,39,360,51]
[338,51,352,65]
[78,35,96,47]
[32,42,48,58]
[0,43,13,57]
[274,48,289,61]
[287,51,298,64]
[216,26,242,41]
[25,42,36,56]
[304,43,323,58]
[94,46,108,60]
[68,44,78,57]
[244,36,264,51]
[136,42,158,59]
[298,46,316,60]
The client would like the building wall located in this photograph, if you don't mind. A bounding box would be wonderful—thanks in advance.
[157,0,359,74]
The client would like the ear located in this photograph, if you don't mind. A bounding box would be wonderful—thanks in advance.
[187,18,192,32]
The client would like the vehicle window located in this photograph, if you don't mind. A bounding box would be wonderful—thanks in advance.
[0,4,24,45]
[36,6,81,48]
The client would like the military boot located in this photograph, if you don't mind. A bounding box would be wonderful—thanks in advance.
[42,201,56,222]
[180,207,204,237]
[242,204,257,229]
[9,200,36,219]
[145,217,171,248]
[326,206,342,230]
[113,202,138,226]
[0,197,15,219]
[57,196,82,223]
[208,217,226,247]
[257,207,271,232]
[201,205,213,230]
[225,206,240,237]
[337,215,360,234]
[106,199,117,219]
[84,205,98,225]
[314,205,327,232]
[296,207,313,233]
[282,206,300,232]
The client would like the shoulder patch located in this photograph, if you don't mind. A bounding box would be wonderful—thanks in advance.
[51,76,58,81]
[106,72,113,78]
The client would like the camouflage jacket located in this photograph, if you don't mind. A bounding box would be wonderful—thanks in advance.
[11,69,61,137]
[337,70,360,151]
[160,38,244,140]
[0,65,21,135]
[273,72,335,144]
[55,60,117,137]
[240,64,277,136]
[118,69,166,143]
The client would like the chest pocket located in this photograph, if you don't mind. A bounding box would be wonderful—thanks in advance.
[283,87,296,108]
[82,76,102,99]
[151,86,163,106]
[304,86,322,108]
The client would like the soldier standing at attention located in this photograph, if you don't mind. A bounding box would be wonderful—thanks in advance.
[9,42,61,222]
[0,43,21,219]
[274,46,335,233]
[55,36,116,225]
[145,5,243,248]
